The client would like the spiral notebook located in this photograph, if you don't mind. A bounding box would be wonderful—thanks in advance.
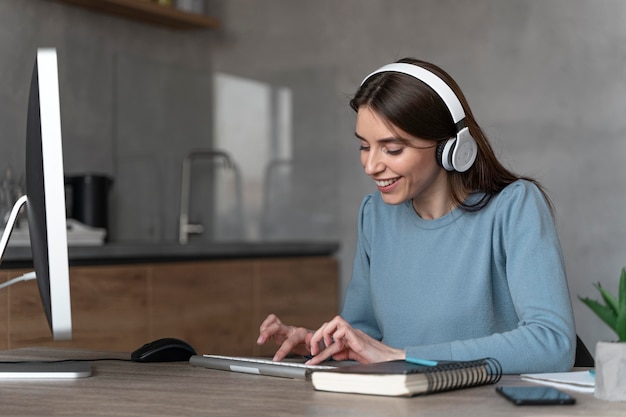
[311,358,502,397]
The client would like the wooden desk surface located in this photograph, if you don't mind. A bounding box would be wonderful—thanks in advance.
[0,348,622,417]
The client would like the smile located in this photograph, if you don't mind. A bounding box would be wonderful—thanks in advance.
[375,178,399,187]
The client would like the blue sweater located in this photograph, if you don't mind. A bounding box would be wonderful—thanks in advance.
[341,180,576,374]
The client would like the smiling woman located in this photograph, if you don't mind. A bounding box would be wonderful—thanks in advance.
[355,107,445,216]
[257,58,576,375]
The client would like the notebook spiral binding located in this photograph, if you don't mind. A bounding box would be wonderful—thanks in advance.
[424,358,502,394]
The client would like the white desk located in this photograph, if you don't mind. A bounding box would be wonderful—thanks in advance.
[0,348,622,417]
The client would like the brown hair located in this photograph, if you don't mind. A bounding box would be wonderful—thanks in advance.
[350,57,551,212]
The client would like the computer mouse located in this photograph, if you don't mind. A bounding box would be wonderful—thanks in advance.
[131,337,197,363]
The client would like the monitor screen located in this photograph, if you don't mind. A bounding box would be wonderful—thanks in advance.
[24,48,72,341]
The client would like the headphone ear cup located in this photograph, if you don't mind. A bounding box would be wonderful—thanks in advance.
[435,141,445,168]
[437,138,456,171]
[451,127,477,172]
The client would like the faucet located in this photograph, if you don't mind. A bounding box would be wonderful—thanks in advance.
[178,149,242,244]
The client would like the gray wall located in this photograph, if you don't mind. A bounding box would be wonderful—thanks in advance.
[209,0,626,353]
[0,0,216,243]
[1,0,624,354]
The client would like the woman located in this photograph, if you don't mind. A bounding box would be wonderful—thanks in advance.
[257,58,576,374]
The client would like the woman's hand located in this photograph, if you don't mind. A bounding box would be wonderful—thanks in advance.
[257,314,314,361]
[306,315,405,365]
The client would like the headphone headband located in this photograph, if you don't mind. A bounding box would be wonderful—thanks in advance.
[361,63,466,125]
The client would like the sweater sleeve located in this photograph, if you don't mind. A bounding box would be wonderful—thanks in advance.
[404,182,576,374]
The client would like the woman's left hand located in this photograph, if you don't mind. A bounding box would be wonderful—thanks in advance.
[306,315,405,365]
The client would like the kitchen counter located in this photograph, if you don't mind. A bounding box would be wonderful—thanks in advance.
[1,241,339,353]
[0,240,339,269]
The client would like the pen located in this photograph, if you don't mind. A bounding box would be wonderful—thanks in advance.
[405,356,438,367]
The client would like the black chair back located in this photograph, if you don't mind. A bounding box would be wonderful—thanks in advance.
[574,334,594,367]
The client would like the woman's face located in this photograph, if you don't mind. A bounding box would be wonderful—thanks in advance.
[356,106,449,214]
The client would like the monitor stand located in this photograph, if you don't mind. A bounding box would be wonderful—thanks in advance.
[0,195,28,264]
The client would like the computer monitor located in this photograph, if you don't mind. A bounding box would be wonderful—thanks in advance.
[0,48,72,341]
[26,48,72,341]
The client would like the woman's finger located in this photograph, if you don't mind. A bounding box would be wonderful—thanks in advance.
[272,327,309,361]
[259,314,280,332]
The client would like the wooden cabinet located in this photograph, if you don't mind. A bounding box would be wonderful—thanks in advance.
[150,260,255,356]
[253,258,340,356]
[7,264,150,351]
[0,256,338,355]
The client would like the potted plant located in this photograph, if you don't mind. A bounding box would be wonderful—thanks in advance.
[579,267,626,401]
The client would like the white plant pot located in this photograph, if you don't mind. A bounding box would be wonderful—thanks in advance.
[594,340,626,401]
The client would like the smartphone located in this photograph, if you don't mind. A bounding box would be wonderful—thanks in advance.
[496,386,576,405]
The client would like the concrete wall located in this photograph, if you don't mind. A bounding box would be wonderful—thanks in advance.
[208,0,626,352]
[1,0,625,353]
[0,0,216,242]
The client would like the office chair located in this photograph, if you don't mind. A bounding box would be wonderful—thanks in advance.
[574,334,594,367]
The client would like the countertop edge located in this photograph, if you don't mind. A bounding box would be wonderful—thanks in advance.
[0,241,340,269]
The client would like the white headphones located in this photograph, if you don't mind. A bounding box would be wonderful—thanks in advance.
[361,63,477,173]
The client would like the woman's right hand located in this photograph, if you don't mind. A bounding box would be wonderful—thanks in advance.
[256,314,313,361]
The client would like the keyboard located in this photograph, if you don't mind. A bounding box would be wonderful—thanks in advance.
[189,354,338,380]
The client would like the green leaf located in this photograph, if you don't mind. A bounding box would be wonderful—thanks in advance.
[617,298,626,342]
[595,282,619,315]
[579,296,618,332]
[618,268,626,307]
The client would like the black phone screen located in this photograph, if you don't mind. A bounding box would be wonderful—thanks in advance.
[496,386,576,405]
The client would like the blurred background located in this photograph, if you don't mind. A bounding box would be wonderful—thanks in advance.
[0,0,624,354]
